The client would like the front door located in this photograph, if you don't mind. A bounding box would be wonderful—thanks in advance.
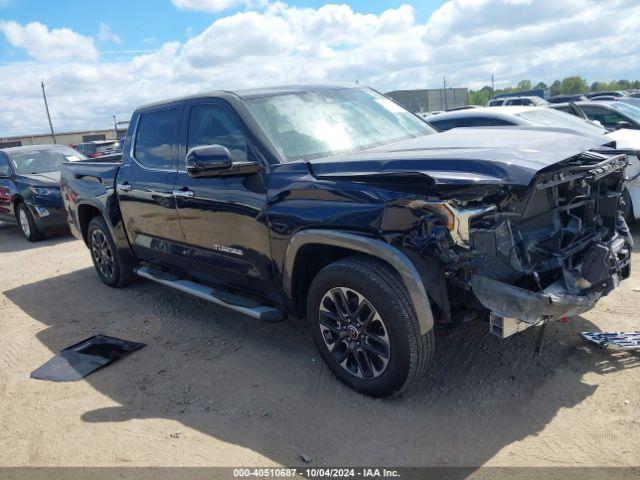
[174,100,272,294]
[0,154,14,220]
[116,104,187,269]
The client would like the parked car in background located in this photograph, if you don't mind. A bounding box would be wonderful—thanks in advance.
[487,96,548,106]
[556,101,640,131]
[424,106,640,221]
[445,105,482,112]
[548,94,588,103]
[618,97,640,109]
[551,102,590,120]
[0,145,86,240]
[73,140,122,158]
[585,91,628,99]
[589,95,620,102]
[61,85,631,397]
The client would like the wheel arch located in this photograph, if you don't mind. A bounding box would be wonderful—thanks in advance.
[12,194,24,218]
[77,203,104,244]
[283,230,435,334]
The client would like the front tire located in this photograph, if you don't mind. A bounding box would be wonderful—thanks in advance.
[623,188,635,223]
[307,256,434,397]
[87,216,135,288]
[16,203,43,242]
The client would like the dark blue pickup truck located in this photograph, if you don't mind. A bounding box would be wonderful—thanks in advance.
[60,85,632,396]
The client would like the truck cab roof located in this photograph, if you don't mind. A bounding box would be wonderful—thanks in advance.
[136,83,360,111]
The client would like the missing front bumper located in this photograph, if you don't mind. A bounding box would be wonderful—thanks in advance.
[470,275,601,325]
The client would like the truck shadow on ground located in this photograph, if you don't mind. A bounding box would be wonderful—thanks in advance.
[4,254,640,468]
[0,222,74,253]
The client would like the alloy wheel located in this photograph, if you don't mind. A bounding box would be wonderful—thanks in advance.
[318,287,390,379]
[19,209,31,238]
[91,229,114,279]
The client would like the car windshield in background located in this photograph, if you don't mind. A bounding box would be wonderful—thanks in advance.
[244,88,435,162]
[610,102,640,122]
[7,147,86,174]
[516,109,607,136]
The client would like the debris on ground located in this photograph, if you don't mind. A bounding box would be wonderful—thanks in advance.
[30,334,145,382]
[297,453,313,464]
[580,331,640,350]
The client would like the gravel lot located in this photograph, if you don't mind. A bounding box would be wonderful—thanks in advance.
[1,220,640,469]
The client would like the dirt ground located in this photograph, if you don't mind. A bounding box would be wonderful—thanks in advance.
[1,220,640,469]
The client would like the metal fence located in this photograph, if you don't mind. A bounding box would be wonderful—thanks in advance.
[386,88,469,113]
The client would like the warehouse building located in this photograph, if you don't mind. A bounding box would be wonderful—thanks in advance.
[386,88,469,113]
[0,127,127,149]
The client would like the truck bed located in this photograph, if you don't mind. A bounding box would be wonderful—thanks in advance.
[60,160,122,241]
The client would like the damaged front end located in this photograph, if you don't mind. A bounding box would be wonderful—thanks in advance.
[394,151,632,338]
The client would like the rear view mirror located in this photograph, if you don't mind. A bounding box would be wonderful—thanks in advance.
[185,144,259,178]
[616,121,632,129]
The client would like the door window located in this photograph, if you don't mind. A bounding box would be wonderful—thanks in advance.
[187,105,248,161]
[426,118,459,131]
[580,106,625,128]
[134,108,180,169]
[0,155,10,176]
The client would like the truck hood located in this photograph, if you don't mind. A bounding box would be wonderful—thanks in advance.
[308,127,611,186]
[17,171,61,187]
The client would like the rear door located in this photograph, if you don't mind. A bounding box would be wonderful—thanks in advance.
[174,99,272,294]
[116,103,187,269]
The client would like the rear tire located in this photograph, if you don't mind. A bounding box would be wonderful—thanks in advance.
[307,256,434,397]
[87,216,135,288]
[16,203,44,242]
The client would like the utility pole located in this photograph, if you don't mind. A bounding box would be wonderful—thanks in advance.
[491,73,495,99]
[41,81,56,144]
[443,77,448,110]
[112,115,118,139]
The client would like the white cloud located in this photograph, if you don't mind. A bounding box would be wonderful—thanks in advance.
[171,0,248,13]
[1,0,640,137]
[0,21,98,61]
[97,22,122,44]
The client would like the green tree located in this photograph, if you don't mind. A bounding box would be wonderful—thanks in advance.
[550,80,562,96]
[618,79,631,89]
[468,85,494,105]
[534,81,548,89]
[517,80,532,90]
[560,76,588,94]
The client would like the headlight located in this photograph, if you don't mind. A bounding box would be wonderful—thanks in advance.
[408,200,496,248]
[29,186,58,196]
[444,203,496,248]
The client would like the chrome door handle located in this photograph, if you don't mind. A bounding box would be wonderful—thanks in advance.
[116,183,132,192]
[173,189,194,198]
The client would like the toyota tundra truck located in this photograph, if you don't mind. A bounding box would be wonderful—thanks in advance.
[60,85,632,397]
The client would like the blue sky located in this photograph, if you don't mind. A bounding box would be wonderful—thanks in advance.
[0,0,443,62]
[0,0,639,136]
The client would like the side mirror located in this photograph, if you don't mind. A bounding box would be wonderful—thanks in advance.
[0,168,10,179]
[185,144,259,178]
[616,121,632,129]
